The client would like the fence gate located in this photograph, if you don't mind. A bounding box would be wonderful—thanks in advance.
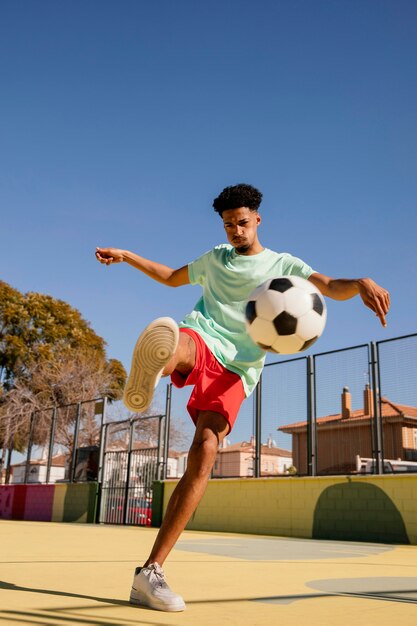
[99,414,164,526]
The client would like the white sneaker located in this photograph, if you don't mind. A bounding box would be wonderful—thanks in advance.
[129,563,186,612]
[123,317,179,413]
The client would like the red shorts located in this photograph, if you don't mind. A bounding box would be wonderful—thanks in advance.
[170,328,245,433]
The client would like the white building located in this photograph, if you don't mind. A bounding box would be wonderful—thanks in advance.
[11,455,67,483]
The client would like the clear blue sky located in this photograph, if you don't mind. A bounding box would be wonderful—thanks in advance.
[1,1,417,443]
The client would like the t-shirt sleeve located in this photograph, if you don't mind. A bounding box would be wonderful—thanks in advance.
[188,249,212,286]
[282,253,315,279]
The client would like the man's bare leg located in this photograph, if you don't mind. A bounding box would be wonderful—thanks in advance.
[144,410,229,567]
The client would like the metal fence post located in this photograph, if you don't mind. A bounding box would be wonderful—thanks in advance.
[70,403,82,482]
[97,422,109,524]
[24,412,36,484]
[370,342,384,474]
[97,397,108,485]
[162,384,172,480]
[94,398,107,524]
[254,376,262,478]
[123,419,135,524]
[5,444,13,484]
[307,356,317,476]
[46,407,57,484]
[157,415,164,480]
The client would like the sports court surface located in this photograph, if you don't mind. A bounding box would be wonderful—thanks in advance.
[1,520,416,626]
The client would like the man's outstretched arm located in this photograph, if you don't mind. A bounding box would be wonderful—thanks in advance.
[308,272,390,328]
[95,247,190,287]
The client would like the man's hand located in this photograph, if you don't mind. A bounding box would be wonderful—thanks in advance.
[95,247,125,266]
[357,278,390,328]
[309,273,390,327]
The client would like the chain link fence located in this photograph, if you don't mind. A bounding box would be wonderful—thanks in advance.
[313,344,373,476]
[168,333,417,478]
[377,334,417,472]
[2,333,417,487]
[1,398,107,485]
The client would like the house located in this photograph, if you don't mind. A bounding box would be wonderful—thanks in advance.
[166,450,188,478]
[212,436,293,477]
[10,454,67,484]
[279,384,417,475]
[102,439,187,484]
[163,437,293,478]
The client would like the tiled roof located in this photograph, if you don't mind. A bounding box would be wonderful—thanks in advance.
[280,397,417,432]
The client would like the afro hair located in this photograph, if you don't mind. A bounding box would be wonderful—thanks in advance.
[213,184,263,217]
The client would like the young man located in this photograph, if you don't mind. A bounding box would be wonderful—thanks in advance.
[96,183,390,612]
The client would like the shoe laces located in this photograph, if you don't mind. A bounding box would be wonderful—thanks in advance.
[148,563,168,588]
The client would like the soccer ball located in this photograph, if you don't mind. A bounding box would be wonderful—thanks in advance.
[245,276,327,354]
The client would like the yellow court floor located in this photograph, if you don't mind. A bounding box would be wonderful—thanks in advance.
[0,520,417,626]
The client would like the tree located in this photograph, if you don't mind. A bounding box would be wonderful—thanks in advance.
[0,281,126,451]
[0,281,106,389]
[0,281,28,389]
[131,411,190,452]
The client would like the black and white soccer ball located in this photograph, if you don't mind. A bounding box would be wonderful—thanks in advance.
[245,276,327,354]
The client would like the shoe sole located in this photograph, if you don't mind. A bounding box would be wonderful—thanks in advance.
[129,588,186,612]
[123,317,179,413]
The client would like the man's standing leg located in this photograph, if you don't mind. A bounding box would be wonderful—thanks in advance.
[130,410,229,611]
[146,410,229,565]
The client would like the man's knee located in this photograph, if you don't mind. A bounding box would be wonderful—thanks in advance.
[187,437,217,479]
[195,410,229,442]
[185,411,229,480]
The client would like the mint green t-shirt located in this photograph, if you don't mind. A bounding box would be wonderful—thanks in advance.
[180,244,315,397]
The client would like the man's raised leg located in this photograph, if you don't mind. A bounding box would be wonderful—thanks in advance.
[123,319,195,413]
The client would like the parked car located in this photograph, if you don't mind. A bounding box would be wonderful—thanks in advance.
[103,495,152,526]
[127,497,152,526]
[359,457,417,474]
